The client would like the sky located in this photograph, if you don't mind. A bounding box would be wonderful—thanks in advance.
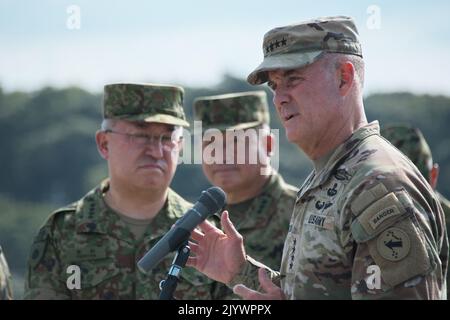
[1,0,450,95]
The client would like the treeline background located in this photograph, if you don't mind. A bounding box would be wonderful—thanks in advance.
[1,75,449,298]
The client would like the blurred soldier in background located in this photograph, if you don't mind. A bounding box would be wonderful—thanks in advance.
[24,83,216,299]
[194,91,298,298]
[381,123,450,298]
[187,16,448,299]
[0,245,13,300]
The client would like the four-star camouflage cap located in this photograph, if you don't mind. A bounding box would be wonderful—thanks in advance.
[193,91,270,131]
[381,124,433,179]
[103,83,189,127]
[247,16,363,85]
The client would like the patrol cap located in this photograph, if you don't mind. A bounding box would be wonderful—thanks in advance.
[248,16,363,85]
[381,124,433,179]
[103,83,189,127]
[193,91,270,131]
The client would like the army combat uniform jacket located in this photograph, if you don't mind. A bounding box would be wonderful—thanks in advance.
[0,246,13,300]
[436,191,450,299]
[232,122,448,299]
[24,180,215,300]
[214,173,297,299]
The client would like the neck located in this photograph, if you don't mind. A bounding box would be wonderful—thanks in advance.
[105,179,168,220]
[226,167,272,204]
[308,101,367,161]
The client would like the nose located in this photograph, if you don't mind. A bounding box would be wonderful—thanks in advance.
[272,87,290,111]
[144,141,164,159]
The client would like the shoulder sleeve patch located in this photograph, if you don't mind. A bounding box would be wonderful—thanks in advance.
[29,225,51,269]
[367,218,433,287]
[351,190,413,243]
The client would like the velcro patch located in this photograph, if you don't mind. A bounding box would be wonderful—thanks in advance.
[351,183,389,215]
[356,192,408,237]
[305,213,335,230]
[64,246,109,263]
[369,205,401,230]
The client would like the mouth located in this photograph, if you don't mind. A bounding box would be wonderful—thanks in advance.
[283,113,299,122]
[213,167,239,174]
[138,163,164,171]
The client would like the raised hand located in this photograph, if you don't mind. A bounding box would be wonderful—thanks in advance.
[186,211,246,285]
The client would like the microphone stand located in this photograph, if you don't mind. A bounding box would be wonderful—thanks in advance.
[159,240,190,300]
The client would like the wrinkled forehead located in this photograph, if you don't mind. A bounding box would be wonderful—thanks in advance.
[267,66,315,83]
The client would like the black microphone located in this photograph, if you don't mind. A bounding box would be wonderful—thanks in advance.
[137,186,226,272]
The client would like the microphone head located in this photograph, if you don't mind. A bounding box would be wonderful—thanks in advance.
[198,186,226,214]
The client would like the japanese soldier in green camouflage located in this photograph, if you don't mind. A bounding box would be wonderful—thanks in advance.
[0,245,13,300]
[186,16,448,300]
[24,83,215,299]
[381,123,450,298]
[193,91,298,298]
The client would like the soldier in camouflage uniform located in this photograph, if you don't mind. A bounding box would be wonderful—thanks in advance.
[187,16,448,299]
[24,83,215,299]
[381,123,450,298]
[0,245,13,300]
[193,91,298,298]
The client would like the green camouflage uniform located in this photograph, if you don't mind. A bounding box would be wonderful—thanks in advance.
[194,91,298,298]
[24,83,214,299]
[24,181,214,299]
[229,17,448,299]
[382,123,450,298]
[0,246,13,300]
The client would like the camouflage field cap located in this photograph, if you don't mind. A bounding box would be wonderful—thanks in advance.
[103,83,189,127]
[248,16,362,85]
[194,91,270,131]
[381,124,433,178]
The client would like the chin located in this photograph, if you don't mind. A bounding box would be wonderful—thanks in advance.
[285,130,297,144]
[140,176,168,189]
[213,177,239,192]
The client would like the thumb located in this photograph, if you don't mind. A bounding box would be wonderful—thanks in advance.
[258,268,277,293]
[233,284,256,300]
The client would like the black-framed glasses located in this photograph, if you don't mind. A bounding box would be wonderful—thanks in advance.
[104,129,181,151]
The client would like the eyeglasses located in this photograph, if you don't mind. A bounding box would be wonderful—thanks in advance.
[104,129,181,151]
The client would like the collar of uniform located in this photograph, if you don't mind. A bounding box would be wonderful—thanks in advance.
[75,180,185,243]
[312,145,337,173]
[75,179,112,235]
[140,188,187,243]
[228,173,285,231]
[308,121,380,191]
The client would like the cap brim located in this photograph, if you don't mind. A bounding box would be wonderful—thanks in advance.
[114,114,190,127]
[144,114,190,127]
[202,121,263,132]
[247,50,323,85]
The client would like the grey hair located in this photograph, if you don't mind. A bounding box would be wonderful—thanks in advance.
[100,118,118,131]
[324,53,365,89]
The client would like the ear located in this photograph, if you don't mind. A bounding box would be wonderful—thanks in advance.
[429,163,439,190]
[338,61,355,96]
[96,130,109,160]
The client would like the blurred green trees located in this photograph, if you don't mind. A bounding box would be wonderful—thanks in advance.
[0,76,449,298]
